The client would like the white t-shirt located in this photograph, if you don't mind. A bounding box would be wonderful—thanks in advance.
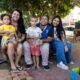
[54,27,60,40]
[26,27,42,45]
[54,28,58,39]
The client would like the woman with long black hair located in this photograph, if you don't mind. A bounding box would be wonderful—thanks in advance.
[52,15,73,70]
[10,9,25,71]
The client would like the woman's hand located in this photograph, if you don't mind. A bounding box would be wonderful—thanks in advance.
[16,38,22,43]
[9,32,15,38]
[65,45,68,53]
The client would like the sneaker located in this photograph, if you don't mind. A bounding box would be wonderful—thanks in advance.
[26,64,32,70]
[57,61,69,70]
[43,65,50,71]
[70,61,74,64]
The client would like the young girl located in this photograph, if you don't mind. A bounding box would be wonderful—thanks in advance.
[0,14,18,72]
[0,14,16,47]
[26,16,42,70]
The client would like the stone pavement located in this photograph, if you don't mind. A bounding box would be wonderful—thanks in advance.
[0,69,12,80]
[0,42,80,80]
[0,61,33,80]
[0,61,80,80]
[0,63,12,80]
[29,60,80,80]
[26,42,80,80]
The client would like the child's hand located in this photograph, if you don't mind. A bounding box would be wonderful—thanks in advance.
[28,39,33,43]
[35,37,39,40]
[39,40,43,45]
[4,31,10,36]
[34,36,39,40]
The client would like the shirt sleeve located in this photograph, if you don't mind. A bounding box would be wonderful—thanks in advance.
[38,28,42,34]
[26,28,29,34]
[47,27,53,37]
[12,26,16,32]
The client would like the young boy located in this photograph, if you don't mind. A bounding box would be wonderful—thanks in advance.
[26,15,42,70]
[0,14,16,61]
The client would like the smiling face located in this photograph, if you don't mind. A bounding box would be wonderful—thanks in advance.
[30,17,37,27]
[11,11,20,22]
[52,18,60,27]
[40,16,49,26]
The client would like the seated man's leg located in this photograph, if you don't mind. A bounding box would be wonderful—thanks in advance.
[40,43,49,71]
[23,41,32,65]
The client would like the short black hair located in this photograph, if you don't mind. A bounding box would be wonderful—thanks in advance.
[40,14,49,21]
[1,14,11,20]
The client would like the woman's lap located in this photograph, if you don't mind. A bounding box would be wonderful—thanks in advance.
[52,40,72,64]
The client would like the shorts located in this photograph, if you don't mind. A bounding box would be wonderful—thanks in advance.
[30,42,40,56]
[1,37,15,47]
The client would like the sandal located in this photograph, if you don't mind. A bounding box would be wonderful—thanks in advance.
[16,65,23,71]
[11,68,20,73]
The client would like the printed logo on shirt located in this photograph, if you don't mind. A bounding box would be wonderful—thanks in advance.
[46,30,49,33]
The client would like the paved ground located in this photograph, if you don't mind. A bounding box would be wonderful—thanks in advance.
[28,42,80,80]
[0,42,80,80]
[29,60,80,80]
[0,59,80,80]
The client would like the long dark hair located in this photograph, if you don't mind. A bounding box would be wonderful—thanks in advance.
[11,9,25,34]
[51,15,65,40]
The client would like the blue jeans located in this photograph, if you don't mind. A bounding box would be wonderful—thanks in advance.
[52,40,72,64]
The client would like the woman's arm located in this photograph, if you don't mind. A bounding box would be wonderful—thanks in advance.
[17,34,25,43]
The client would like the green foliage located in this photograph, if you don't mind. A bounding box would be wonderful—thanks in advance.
[0,0,74,18]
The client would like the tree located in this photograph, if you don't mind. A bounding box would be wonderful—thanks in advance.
[72,0,80,7]
[0,0,74,18]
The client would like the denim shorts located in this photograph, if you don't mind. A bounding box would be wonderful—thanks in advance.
[1,37,15,47]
